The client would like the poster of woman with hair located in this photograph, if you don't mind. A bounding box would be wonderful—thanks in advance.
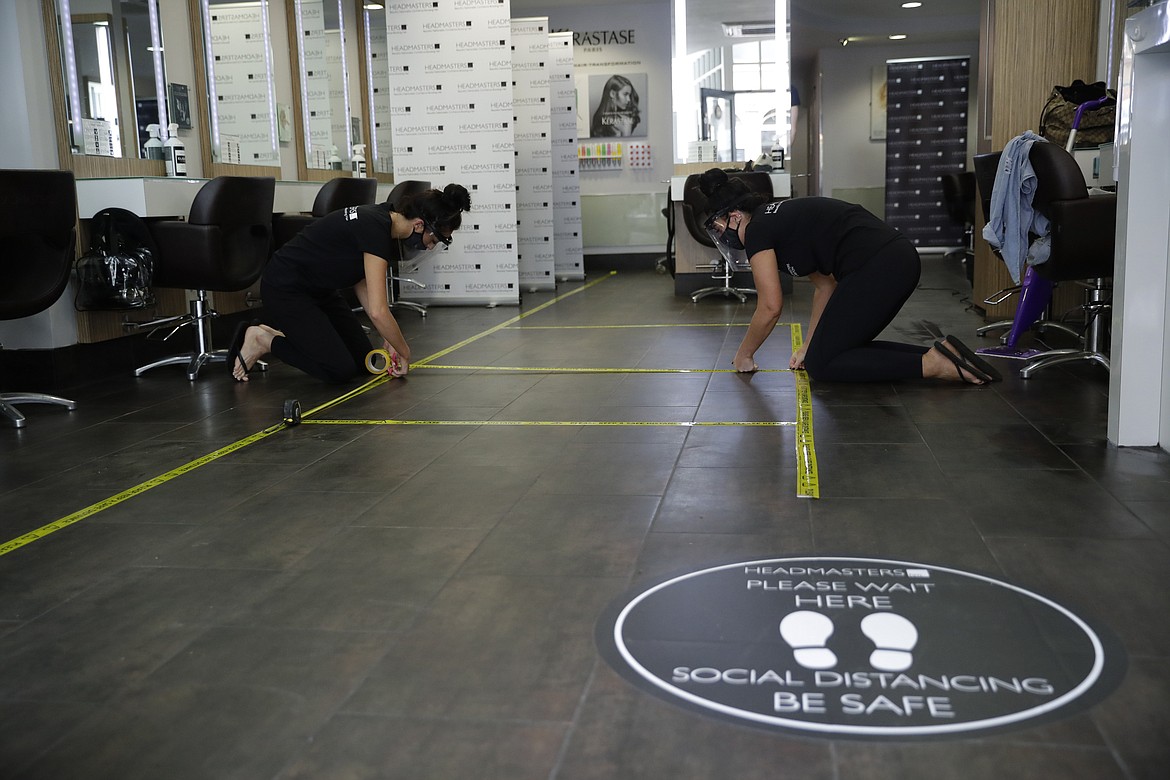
[588,73,648,138]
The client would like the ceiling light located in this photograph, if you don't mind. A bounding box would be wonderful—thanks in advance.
[889,34,908,40]
[902,2,923,8]
[839,37,850,47]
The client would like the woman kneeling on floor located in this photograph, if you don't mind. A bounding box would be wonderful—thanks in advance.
[697,168,1001,384]
[228,184,471,383]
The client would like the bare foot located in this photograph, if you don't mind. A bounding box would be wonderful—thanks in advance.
[233,325,280,382]
[922,342,984,384]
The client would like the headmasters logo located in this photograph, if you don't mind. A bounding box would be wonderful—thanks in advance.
[456,39,507,51]
[392,84,444,96]
[423,20,473,32]
[457,80,510,93]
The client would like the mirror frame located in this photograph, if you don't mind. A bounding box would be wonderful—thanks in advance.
[286,0,355,182]
[354,0,392,184]
[187,0,282,178]
[42,0,166,177]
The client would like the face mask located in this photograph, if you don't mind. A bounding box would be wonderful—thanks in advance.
[716,219,744,250]
[404,230,427,252]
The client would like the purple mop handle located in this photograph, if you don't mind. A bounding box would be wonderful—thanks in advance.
[1072,95,1112,131]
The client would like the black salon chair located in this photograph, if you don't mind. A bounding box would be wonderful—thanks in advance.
[271,176,378,250]
[682,171,773,303]
[383,179,432,317]
[975,143,1116,378]
[1,169,78,427]
[133,176,275,380]
[941,171,976,283]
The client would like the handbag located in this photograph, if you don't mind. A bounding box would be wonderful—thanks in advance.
[1038,80,1117,149]
[75,207,157,310]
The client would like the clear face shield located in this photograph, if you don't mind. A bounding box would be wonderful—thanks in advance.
[703,210,748,268]
[401,217,453,270]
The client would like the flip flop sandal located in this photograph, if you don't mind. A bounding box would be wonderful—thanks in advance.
[933,341,992,385]
[226,321,251,381]
[945,335,1003,382]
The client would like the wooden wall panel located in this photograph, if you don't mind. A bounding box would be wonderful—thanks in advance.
[972,0,1100,321]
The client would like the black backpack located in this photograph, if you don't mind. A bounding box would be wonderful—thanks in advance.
[75,207,158,310]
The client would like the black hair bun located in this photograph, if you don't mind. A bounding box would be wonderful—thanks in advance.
[697,167,729,197]
[443,183,472,212]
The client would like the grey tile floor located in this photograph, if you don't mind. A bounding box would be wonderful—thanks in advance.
[1,256,1168,779]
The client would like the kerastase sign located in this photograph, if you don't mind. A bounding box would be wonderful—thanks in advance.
[597,557,1124,738]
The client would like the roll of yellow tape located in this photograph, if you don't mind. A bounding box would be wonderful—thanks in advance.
[365,348,391,374]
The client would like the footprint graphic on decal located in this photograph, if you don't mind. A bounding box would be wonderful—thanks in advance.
[779,611,838,670]
[860,612,918,672]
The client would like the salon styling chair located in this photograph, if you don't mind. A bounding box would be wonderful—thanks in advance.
[382,179,432,317]
[941,171,976,283]
[271,176,378,250]
[682,171,773,303]
[974,143,1116,378]
[0,169,78,427]
[972,154,1080,356]
[132,176,275,380]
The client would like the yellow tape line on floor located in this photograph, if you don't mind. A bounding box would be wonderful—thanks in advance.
[790,324,820,499]
[299,419,797,427]
[0,425,286,556]
[0,274,620,559]
[415,365,789,374]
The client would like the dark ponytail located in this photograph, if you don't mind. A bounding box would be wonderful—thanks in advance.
[399,183,472,233]
[697,167,767,217]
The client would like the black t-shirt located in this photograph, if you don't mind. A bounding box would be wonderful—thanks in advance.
[264,204,394,293]
[742,197,903,280]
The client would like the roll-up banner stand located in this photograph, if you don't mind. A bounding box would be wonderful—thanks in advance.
[548,31,584,281]
[206,2,280,165]
[512,18,556,292]
[385,0,520,306]
[883,57,970,249]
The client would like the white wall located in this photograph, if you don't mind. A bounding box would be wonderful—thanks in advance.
[816,41,979,201]
[524,1,672,251]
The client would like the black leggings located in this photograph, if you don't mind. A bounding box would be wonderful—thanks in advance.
[261,280,372,383]
[801,239,927,383]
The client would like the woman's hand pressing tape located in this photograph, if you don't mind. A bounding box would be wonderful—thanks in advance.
[365,348,408,377]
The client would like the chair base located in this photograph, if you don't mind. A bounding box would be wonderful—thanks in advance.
[389,274,427,318]
[392,300,428,317]
[132,292,268,381]
[692,285,756,303]
[1,393,77,428]
[691,259,756,304]
[1019,349,1110,378]
[1019,277,1111,380]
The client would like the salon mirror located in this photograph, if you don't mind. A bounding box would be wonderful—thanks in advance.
[358,1,393,177]
[674,0,790,166]
[289,0,354,175]
[192,0,280,170]
[49,0,168,160]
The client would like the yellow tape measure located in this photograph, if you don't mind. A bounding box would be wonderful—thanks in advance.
[791,324,820,499]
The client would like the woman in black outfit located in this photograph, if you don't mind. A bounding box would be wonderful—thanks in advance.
[697,168,1000,384]
[229,184,471,383]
